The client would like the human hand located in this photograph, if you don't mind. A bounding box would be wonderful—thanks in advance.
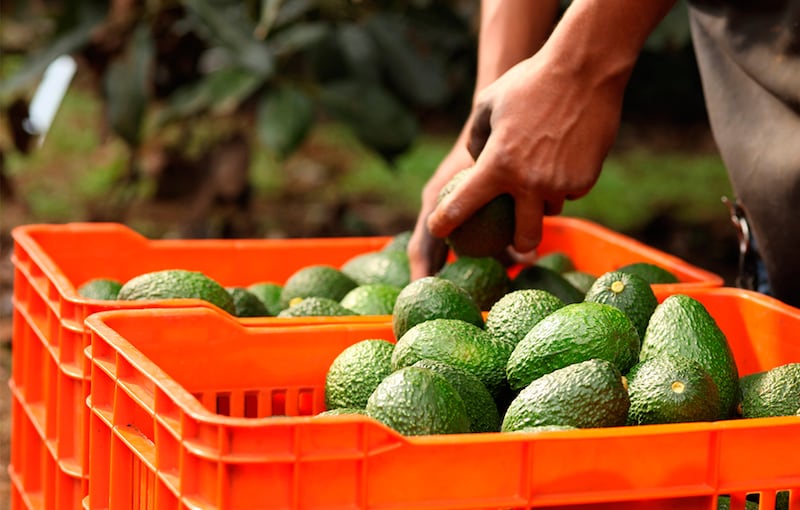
[407,143,540,280]
[427,47,627,255]
[407,139,474,281]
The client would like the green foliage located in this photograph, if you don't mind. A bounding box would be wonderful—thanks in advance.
[644,1,692,51]
[563,149,731,232]
[0,17,98,104]
[3,1,720,243]
[4,0,475,164]
[257,85,315,157]
[103,23,153,147]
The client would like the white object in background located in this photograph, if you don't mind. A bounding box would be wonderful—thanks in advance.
[23,54,78,147]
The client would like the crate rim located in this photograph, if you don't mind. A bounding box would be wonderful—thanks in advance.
[12,217,726,300]
[536,216,725,286]
[11,221,396,303]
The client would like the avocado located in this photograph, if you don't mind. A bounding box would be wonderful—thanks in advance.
[412,359,501,433]
[341,250,411,288]
[437,255,511,310]
[584,270,658,340]
[247,281,283,316]
[739,362,800,418]
[76,277,123,300]
[226,287,270,317]
[509,424,578,434]
[616,262,680,284]
[511,265,585,304]
[535,251,575,274]
[277,296,359,317]
[391,276,484,340]
[626,354,721,425]
[381,230,412,253]
[279,264,358,310]
[325,338,396,410]
[501,358,630,431]
[640,294,739,419]
[366,365,471,436]
[316,408,370,417]
[392,318,514,402]
[437,167,515,259]
[339,283,401,315]
[118,269,236,314]
[485,289,566,347]
[562,270,597,295]
[506,301,640,392]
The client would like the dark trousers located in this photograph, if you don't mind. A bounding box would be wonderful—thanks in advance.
[688,1,800,307]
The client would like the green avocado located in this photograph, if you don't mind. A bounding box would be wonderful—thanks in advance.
[639,294,739,419]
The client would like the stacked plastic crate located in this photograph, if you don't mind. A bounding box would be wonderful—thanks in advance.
[13,217,796,510]
[7,223,391,510]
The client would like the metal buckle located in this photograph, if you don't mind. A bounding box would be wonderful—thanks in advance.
[721,196,759,290]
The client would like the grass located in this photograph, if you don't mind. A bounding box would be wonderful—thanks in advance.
[2,81,732,238]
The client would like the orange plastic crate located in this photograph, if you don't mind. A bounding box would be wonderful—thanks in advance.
[8,224,393,510]
[83,287,799,510]
[8,218,723,510]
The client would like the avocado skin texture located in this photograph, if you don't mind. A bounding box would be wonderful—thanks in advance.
[276,297,358,317]
[437,256,511,311]
[392,318,513,403]
[626,354,721,425]
[118,269,236,314]
[562,271,597,295]
[325,339,395,410]
[413,359,501,433]
[512,265,584,304]
[584,270,658,340]
[640,294,740,419]
[438,167,515,259]
[226,287,269,317]
[382,230,412,253]
[506,302,640,392]
[391,276,484,340]
[279,265,358,310]
[501,358,630,431]
[247,282,283,316]
[341,250,410,288]
[616,262,680,284]
[535,252,575,274]
[485,289,566,348]
[77,278,123,300]
[739,362,800,418]
[366,366,471,436]
[316,408,369,417]
[340,283,401,316]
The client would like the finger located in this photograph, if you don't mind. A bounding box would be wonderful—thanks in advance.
[466,106,492,160]
[426,163,504,239]
[512,190,546,254]
[408,218,450,281]
[544,198,564,216]
[506,245,538,266]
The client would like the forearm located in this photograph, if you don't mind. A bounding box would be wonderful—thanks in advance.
[475,0,560,95]
[542,0,678,89]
